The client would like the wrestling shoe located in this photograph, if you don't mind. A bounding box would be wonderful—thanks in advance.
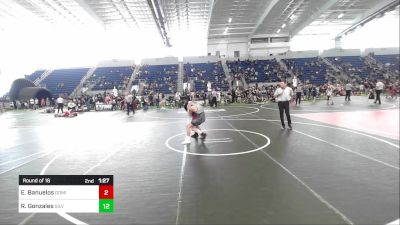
[191,132,199,139]
[200,132,207,140]
[181,136,191,145]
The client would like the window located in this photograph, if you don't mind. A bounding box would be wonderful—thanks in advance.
[234,51,240,58]
[216,51,220,56]
[251,37,269,43]
[270,37,289,43]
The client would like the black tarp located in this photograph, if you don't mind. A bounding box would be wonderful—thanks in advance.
[18,87,52,100]
[9,79,51,101]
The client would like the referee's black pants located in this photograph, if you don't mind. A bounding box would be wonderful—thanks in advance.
[211,97,217,107]
[375,90,382,104]
[278,101,291,127]
[345,90,351,101]
[126,103,134,115]
[57,103,63,113]
[295,92,301,105]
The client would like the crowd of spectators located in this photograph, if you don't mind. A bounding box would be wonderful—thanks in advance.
[5,75,398,114]
[227,59,286,84]
[184,61,229,91]
[138,64,178,95]
[282,57,328,85]
[88,74,130,90]
[86,67,133,91]
[370,53,400,74]
[4,54,399,113]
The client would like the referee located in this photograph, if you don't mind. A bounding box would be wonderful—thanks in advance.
[274,82,294,129]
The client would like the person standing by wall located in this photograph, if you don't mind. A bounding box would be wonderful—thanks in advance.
[41,98,46,108]
[125,93,133,116]
[326,83,334,105]
[295,83,302,106]
[211,89,217,107]
[311,85,317,103]
[29,98,34,109]
[375,79,384,104]
[292,76,298,91]
[231,89,236,103]
[345,81,353,101]
[274,81,294,130]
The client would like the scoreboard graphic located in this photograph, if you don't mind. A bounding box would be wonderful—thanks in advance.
[19,175,114,213]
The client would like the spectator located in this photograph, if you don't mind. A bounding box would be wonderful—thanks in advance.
[67,100,76,111]
[210,89,217,107]
[295,84,302,106]
[125,93,134,116]
[345,81,353,101]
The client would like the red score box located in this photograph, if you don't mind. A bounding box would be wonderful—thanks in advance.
[99,185,114,199]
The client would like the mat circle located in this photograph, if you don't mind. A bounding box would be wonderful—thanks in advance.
[165,128,270,156]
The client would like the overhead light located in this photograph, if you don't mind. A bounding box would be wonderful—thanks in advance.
[281,23,286,28]
[224,27,228,34]
[338,13,344,18]
[228,18,232,23]
[276,29,281,33]
[289,14,295,20]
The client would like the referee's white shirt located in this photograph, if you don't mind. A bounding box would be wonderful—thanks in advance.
[274,87,293,102]
[376,81,384,90]
[56,97,63,104]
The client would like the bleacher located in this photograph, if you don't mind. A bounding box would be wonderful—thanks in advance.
[88,66,133,90]
[227,59,279,83]
[25,70,45,82]
[373,54,400,73]
[40,68,89,97]
[327,56,368,79]
[184,62,228,91]
[283,57,327,85]
[137,64,178,94]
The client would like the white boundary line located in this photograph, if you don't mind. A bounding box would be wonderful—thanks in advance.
[14,109,398,225]
[19,143,127,225]
[292,129,399,170]
[144,106,260,120]
[57,213,88,225]
[260,103,396,112]
[218,118,399,169]
[40,153,64,175]
[0,151,49,166]
[175,144,188,225]
[220,118,354,225]
[0,152,52,175]
[387,219,400,225]
[207,118,399,149]
[259,148,354,225]
[18,152,89,225]
[165,129,270,156]
[267,120,399,149]
[203,140,233,144]
[59,145,128,225]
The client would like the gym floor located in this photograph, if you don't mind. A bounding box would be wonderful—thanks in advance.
[0,96,399,225]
